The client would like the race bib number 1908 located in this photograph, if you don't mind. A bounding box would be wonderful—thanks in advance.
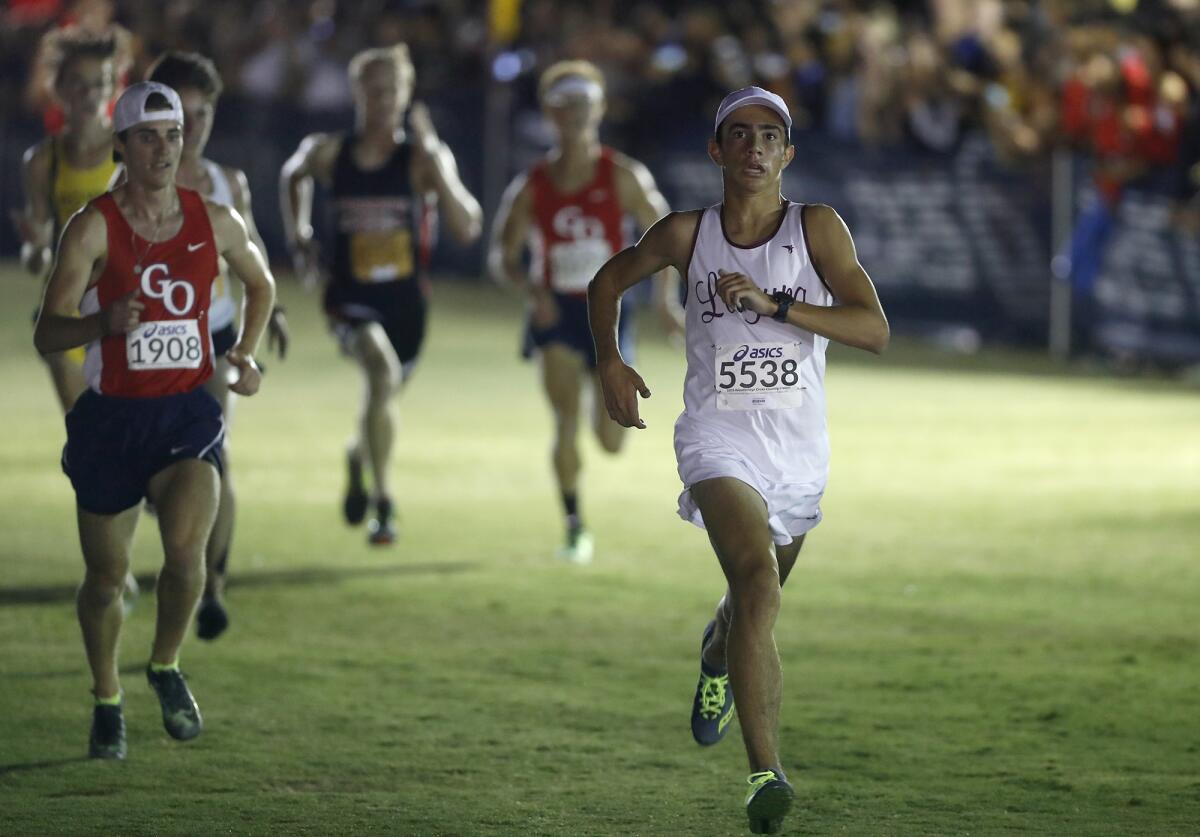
[714,342,804,411]
[127,319,204,371]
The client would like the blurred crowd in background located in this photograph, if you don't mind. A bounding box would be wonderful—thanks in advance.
[4,0,1198,214]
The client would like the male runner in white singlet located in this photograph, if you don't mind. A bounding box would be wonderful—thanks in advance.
[588,87,889,834]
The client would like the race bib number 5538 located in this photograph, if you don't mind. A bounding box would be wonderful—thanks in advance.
[714,342,804,410]
[127,320,204,371]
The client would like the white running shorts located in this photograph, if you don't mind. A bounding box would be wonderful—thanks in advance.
[675,434,824,546]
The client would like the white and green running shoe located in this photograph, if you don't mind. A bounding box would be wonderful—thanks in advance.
[557,526,594,565]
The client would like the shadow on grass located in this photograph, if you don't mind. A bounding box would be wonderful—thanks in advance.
[0,561,477,608]
[5,662,167,681]
[0,756,91,776]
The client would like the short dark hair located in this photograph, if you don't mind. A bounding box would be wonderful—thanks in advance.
[146,50,223,99]
[51,29,118,89]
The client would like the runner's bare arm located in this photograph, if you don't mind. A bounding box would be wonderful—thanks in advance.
[229,165,288,358]
[488,173,532,288]
[613,154,683,333]
[715,205,889,354]
[210,202,276,395]
[279,132,339,280]
[588,210,699,428]
[15,140,55,276]
[409,103,483,245]
[35,208,140,354]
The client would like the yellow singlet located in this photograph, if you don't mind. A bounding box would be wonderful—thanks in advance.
[51,138,118,229]
[49,139,116,364]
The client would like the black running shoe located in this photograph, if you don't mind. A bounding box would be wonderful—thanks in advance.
[343,452,369,525]
[745,768,794,834]
[196,595,229,641]
[691,620,734,746]
[146,665,203,741]
[367,498,396,545]
[88,702,127,760]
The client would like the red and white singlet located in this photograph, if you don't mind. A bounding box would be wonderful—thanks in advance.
[81,187,219,397]
[528,147,626,296]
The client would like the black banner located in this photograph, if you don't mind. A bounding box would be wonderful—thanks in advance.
[652,132,1199,361]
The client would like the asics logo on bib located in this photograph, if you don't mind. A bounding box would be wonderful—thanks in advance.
[552,206,605,240]
[733,345,784,361]
[139,322,191,339]
[140,263,196,316]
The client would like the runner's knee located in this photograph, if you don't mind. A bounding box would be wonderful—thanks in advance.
[160,546,206,584]
[80,567,128,605]
[160,522,210,570]
[729,563,782,618]
[363,353,401,399]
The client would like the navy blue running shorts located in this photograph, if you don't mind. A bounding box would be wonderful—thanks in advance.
[62,388,225,515]
[523,291,635,369]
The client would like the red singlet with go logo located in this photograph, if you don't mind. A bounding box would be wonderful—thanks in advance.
[81,188,218,397]
[529,147,625,296]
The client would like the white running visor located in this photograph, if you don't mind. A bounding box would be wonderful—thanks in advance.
[713,86,792,138]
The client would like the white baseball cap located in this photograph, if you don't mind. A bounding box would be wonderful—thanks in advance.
[713,86,792,138]
[113,82,184,133]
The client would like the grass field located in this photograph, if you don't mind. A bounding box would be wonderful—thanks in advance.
[0,263,1197,836]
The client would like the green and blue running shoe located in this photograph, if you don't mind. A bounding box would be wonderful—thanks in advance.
[745,768,794,834]
[88,701,126,760]
[146,665,203,741]
[691,620,734,745]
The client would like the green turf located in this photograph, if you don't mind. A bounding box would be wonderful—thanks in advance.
[0,263,1197,836]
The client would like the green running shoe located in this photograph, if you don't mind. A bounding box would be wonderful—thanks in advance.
[691,620,734,745]
[88,702,127,760]
[146,665,203,741]
[745,768,794,834]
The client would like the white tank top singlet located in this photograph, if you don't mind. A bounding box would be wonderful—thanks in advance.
[204,160,238,332]
[674,201,834,487]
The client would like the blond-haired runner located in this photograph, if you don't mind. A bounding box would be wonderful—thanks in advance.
[490,59,680,563]
[282,45,482,544]
[16,29,122,412]
[17,29,143,609]
[588,87,889,833]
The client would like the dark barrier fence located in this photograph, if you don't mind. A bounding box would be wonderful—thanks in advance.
[651,134,1054,347]
[1086,179,1200,364]
[2,101,1195,364]
[652,133,1199,362]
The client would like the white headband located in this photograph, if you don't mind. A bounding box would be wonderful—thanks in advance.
[544,76,603,106]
